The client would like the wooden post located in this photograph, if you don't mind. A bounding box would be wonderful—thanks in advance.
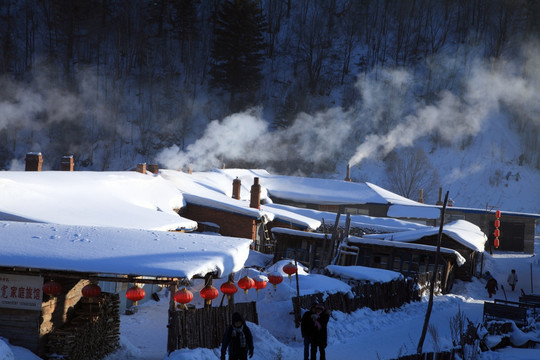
[204,274,213,309]
[417,191,449,354]
[167,282,178,354]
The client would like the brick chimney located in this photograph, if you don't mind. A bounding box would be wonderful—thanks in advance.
[232,177,241,200]
[147,164,159,174]
[25,152,43,171]
[250,177,261,209]
[60,155,74,171]
[436,188,443,206]
[418,189,424,203]
[344,163,351,182]
[136,163,146,174]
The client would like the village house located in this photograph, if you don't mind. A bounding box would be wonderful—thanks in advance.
[214,168,537,255]
[0,217,251,358]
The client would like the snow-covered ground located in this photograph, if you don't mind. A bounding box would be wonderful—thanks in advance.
[3,242,539,360]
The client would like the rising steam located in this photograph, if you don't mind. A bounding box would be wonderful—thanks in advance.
[348,45,540,168]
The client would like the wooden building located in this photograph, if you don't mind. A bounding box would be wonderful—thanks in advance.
[175,176,321,253]
[271,222,477,294]
[442,207,539,254]
[0,269,122,357]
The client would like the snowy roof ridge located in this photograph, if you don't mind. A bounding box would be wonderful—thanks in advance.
[0,171,197,231]
[0,221,251,280]
[362,219,487,252]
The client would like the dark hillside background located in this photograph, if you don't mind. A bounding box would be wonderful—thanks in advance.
[1,0,539,209]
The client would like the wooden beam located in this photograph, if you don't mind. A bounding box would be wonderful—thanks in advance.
[0,267,213,286]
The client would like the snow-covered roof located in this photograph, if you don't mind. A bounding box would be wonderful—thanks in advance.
[326,265,404,283]
[346,236,467,266]
[264,203,428,232]
[444,206,540,219]
[271,227,329,239]
[216,169,441,219]
[362,219,487,252]
[0,221,251,280]
[0,171,197,231]
[160,169,321,230]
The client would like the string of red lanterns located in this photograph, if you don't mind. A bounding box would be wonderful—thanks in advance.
[44,266,292,310]
[494,210,501,248]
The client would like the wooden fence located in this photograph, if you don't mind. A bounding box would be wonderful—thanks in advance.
[390,349,457,360]
[167,302,258,352]
[292,272,442,327]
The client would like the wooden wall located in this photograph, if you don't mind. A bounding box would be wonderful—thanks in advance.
[182,204,258,240]
[167,302,258,352]
[0,277,90,356]
[0,307,41,353]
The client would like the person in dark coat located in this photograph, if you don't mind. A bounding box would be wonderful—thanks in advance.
[301,302,330,360]
[221,312,254,360]
[485,275,499,298]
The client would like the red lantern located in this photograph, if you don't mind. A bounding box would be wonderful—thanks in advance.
[254,278,267,293]
[494,219,500,228]
[494,237,500,248]
[493,229,500,238]
[283,262,297,278]
[126,286,145,305]
[43,281,62,297]
[200,285,219,306]
[82,283,101,298]
[267,272,283,290]
[495,210,501,219]
[238,276,255,296]
[220,281,238,300]
[174,288,193,309]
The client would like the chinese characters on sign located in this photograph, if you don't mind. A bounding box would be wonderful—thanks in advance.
[0,273,43,310]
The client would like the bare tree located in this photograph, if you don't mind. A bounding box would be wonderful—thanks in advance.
[384,147,440,203]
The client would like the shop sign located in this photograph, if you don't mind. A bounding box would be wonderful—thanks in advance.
[0,273,43,310]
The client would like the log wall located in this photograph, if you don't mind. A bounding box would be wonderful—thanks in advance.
[0,308,41,353]
[0,278,90,356]
[45,293,120,359]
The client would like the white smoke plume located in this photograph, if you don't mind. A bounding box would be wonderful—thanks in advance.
[348,44,540,168]
[157,107,354,172]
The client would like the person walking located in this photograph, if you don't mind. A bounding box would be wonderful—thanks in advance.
[221,312,254,360]
[485,275,499,298]
[507,269,518,291]
[301,302,330,360]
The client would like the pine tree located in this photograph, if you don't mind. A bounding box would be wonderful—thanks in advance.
[210,0,267,112]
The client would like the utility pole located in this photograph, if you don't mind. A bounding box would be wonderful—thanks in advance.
[417,191,449,355]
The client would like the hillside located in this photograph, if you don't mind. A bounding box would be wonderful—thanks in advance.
[0,0,539,214]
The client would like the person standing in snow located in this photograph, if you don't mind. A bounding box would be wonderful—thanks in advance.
[221,312,254,360]
[507,269,518,291]
[301,302,330,360]
[485,275,499,298]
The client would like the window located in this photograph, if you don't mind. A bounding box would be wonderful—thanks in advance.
[372,254,389,269]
